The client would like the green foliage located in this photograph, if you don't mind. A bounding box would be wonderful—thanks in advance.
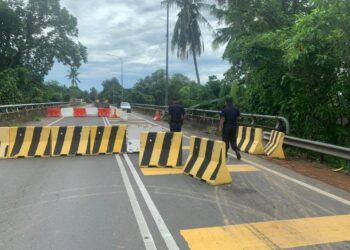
[0,69,23,104]
[213,0,350,146]
[124,69,231,109]
[89,87,98,102]
[166,0,212,84]
[66,67,81,87]
[99,78,123,104]
[0,0,87,80]
[0,0,87,105]
[230,81,238,102]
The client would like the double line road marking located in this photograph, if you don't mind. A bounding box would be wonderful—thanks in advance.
[103,116,179,250]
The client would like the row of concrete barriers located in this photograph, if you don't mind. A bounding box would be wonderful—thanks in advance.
[0,126,127,159]
[47,107,121,118]
[139,132,231,185]
[139,129,286,186]
[237,126,285,159]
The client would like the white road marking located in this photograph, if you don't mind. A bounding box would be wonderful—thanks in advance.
[105,116,158,249]
[240,157,350,207]
[47,117,64,126]
[115,155,157,250]
[123,154,179,250]
[133,112,350,207]
[102,117,108,126]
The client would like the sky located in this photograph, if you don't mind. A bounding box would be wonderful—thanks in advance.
[45,0,230,91]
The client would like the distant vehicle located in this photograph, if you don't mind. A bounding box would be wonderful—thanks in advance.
[120,102,131,113]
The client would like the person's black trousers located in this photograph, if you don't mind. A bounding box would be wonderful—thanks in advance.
[170,122,182,132]
[222,125,239,157]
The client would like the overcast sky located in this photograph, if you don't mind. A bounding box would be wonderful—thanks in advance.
[45,0,230,91]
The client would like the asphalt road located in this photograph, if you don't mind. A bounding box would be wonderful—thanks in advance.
[0,114,349,250]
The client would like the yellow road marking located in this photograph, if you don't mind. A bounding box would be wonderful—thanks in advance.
[141,165,259,176]
[226,164,259,172]
[141,168,184,176]
[180,214,350,249]
[183,146,190,150]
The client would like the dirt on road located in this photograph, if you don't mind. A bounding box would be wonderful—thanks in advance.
[268,157,350,192]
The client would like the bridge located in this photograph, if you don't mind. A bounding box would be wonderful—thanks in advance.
[0,103,349,250]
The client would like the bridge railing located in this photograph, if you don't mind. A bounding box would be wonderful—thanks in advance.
[131,103,290,134]
[132,103,350,162]
[0,102,74,114]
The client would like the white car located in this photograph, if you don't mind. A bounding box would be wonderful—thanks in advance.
[120,102,131,113]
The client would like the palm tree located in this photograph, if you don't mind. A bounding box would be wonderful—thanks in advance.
[66,67,80,87]
[165,0,212,85]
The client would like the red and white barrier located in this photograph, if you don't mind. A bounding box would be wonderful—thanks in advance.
[61,108,74,117]
[47,107,61,117]
[74,108,87,117]
[49,107,114,117]
[86,107,98,116]
[98,108,110,117]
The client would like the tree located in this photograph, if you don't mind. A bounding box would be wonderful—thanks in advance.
[0,69,23,104]
[166,0,212,84]
[0,0,87,80]
[211,0,350,146]
[66,66,80,87]
[99,78,123,104]
[89,87,98,102]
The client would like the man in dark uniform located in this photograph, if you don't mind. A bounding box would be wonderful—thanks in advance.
[219,97,241,160]
[168,99,185,132]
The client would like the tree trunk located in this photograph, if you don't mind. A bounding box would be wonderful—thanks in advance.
[192,48,201,85]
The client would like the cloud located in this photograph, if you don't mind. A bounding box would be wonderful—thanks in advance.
[45,0,230,91]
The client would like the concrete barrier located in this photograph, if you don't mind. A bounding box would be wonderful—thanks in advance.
[237,126,264,155]
[90,125,127,155]
[0,127,9,159]
[264,130,285,159]
[183,136,232,185]
[139,132,182,168]
[9,127,51,158]
[86,108,98,116]
[61,108,74,117]
[51,126,91,156]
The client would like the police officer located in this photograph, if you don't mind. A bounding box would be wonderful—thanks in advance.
[219,97,241,160]
[168,99,185,132]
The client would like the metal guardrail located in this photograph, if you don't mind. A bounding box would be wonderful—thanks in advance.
[132,103,350,162]
[0,102,74,114]
[132,104,290,134]
[264,132,350,161]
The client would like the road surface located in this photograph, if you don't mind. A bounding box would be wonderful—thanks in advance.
[0,113,349,250]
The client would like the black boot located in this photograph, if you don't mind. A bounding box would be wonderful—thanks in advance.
[235,150,241,160]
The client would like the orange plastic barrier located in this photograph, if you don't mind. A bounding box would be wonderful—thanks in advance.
[74,108,87,117]
[47,107,61,117]
[153,110,161,121]
[98,108,110,117]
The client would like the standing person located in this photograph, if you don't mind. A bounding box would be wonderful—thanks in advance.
[219,97,241,160]
[168,99,185,132]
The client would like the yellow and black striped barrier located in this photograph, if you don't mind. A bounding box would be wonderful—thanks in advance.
[90,125,127,155]
[9,127,51,158]
[51,126,91,157]
[139,132,182,168]
[0,125,127,159]
[183,137,232,185]
[0,127,9,159]
[264,130,285,159]
[236,126,265,155]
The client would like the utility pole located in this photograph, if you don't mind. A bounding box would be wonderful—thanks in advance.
[121,59,124,102]
[165,0,169,106]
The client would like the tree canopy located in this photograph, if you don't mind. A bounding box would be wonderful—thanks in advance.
[0,0,88,104]
[211,0,350,146]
